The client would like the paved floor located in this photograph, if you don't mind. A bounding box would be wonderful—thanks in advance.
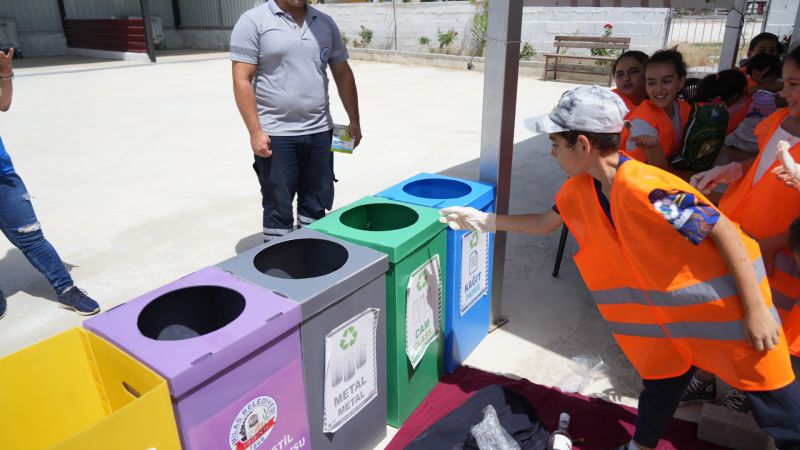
[0,52,696,447]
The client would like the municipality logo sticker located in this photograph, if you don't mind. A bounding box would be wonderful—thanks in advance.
[320,47,332,63]
[229,396,278,450]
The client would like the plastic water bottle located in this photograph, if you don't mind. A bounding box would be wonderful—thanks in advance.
[747,89,777,119]
[547,412,573,450]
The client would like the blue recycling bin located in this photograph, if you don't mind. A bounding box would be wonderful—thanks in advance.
[377,173,495,373]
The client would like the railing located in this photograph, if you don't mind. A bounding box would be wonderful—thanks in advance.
[664,1,769,74]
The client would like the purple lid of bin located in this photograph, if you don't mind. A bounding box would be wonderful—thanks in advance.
[84,266,301,399]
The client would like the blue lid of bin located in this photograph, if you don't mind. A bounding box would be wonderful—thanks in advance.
[216,227,389,320]
[84,266,301,398]
[377,173,496,210]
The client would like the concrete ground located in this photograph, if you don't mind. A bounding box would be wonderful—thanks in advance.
[1,52,700,446]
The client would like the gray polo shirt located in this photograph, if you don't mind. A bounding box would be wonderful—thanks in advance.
[230,1,348,136]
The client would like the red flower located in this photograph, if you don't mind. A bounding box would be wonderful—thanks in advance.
[454,31,459,36]
[604,23,613,29]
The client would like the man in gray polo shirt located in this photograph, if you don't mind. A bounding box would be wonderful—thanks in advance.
[231,0,361,242]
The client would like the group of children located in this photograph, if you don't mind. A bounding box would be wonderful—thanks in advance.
[440,33,800,450]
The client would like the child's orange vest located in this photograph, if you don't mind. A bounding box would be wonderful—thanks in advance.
[556,158,794,389]
[612,88,637,119]
[719,108,800,355]
[620,99,691,163]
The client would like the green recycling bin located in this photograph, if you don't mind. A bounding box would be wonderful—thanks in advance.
[309,196,447,427]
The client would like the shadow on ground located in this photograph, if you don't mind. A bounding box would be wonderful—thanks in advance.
[235,232,263,254]
[0,249,75,302]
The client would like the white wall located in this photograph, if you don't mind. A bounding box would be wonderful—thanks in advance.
[764,0,797,42]
[315,2,670,56]
[5,1,797,57]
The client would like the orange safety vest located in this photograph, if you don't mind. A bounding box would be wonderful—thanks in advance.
[620,99,692,164]
[719,108,800,356]
[556,158,794,390]
[612,88,637,119]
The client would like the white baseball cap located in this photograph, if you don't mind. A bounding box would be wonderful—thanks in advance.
[524,85,629,134]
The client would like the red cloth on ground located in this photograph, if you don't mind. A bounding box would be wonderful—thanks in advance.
[386,366,727,450]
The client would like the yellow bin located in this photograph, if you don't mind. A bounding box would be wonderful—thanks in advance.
[0,328,181,450]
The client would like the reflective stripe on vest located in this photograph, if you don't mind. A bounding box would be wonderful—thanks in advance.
[592,258,766,307]
[772,289,797,312]
[607,307,781,341]
[774,252,798,277]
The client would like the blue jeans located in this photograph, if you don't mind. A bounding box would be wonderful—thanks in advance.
[635,367,800,449]
[253,130,334,241]
[0,173,73,294]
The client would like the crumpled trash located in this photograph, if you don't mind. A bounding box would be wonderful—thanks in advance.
[556,354,605,393]
[470,404,521,450]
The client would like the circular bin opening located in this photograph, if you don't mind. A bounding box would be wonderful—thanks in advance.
[340,203,419,231]
[253,238,349,279]
[138,286,246,341]
[402,178,472,199]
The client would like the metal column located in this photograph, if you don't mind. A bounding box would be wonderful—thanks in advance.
[140,0,157,62]
[479,0,523,330]
[792,1,800,51]
[718,0,745,70]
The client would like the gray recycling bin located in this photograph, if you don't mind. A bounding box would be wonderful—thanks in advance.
[217,228,389,450]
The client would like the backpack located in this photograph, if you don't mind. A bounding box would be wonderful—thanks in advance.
[670,102,729,172]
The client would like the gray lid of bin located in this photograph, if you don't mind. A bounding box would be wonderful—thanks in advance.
[217,228,389,319]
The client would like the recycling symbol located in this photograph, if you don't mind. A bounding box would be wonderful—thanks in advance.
[339,326,358,350]
[416,272,428,292]
[469,232,479,249]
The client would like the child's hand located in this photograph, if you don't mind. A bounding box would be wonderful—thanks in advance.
[744,305,781,351]
[439,206,496,232]
[690,162,744,194]
[0,48,13,78]
[631,135,659,149]
[771,166,800,191]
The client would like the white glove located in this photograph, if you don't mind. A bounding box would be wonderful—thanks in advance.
[689,162,744,195]
[777,140,796,176]
[438,206,496,232]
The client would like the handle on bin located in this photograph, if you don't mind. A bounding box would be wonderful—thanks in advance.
[191,352,213,365]
[123,381,142,398]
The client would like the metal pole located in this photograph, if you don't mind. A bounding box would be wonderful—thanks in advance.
[479,0,523,331]
[392,0,398,51]
[718,0,745,71]
[792,1,800,51]
[140,0,157,62]
[662,9,673,49]
[171,0,182,30]
[760,0,770,33]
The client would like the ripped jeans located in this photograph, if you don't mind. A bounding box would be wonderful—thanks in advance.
[0,173,73,293]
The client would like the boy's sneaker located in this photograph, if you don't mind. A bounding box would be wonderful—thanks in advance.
[722,388,750,413]
[57,287,100,316]
[680,374,717,404]
[0,290,6,319]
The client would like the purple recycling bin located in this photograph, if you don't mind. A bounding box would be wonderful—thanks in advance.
[84,267,309,450]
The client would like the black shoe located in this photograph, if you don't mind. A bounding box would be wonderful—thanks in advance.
[722,388,751,413]
[0,290,6,319]
[56,287,100,316]
[680,374,717,404]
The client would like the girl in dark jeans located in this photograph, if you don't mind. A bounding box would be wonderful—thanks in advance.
[0,48,99,318]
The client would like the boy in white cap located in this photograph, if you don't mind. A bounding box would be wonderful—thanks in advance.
[440,85,800,450]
